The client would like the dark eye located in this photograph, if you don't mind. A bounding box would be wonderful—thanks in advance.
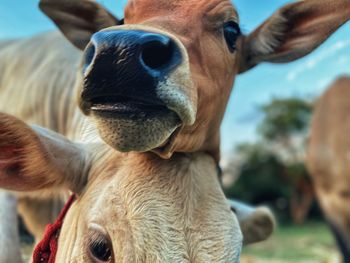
[89,239,112,262]
[223,21,241,52]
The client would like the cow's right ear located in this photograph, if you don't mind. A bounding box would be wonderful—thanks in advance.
[230,200,276,245]
[39,0,121,50]
[0,113,89,194]
[238,0,350,73]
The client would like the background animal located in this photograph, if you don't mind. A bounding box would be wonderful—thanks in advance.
[0,191,22,263]
[307,76,350,263]
[0,0,349,262]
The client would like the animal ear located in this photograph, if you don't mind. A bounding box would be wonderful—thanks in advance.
[230,200,275,245]
[39,0,121,50]
[238,0,350,73]
[0,113,89,194]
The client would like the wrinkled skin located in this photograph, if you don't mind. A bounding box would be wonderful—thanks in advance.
[0,0,349,262]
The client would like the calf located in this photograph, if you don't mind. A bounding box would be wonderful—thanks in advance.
[0,0,349,262]
[307,76,350,262]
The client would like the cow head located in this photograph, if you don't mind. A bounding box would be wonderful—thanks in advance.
[40,0,350,161]
[0,113,276,262]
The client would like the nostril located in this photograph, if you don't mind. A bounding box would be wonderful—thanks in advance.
[141,40,175,70]
[83,43,96,73]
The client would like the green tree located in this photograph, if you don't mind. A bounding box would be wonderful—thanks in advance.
[226,97,315,224]
[225,143,292,222]
[258,97,314,224]
[258,98,312,145]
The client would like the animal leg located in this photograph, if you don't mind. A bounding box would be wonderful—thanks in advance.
[0,191,23,263]
[327,218,350,263]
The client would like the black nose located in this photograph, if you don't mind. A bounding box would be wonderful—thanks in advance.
[85,30,181,76]
[82,30,182,103]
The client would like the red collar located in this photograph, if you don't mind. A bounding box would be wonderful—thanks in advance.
[32,195,76,263]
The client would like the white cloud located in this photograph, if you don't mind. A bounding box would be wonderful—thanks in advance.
[286,39,350,82]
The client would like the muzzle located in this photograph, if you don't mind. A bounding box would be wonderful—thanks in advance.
[77,26,196,156]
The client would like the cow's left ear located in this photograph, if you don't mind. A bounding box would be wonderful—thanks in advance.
[39,0,121,50]
[238,0,350,73]
[230,200,276,245]
[0,113,89,194]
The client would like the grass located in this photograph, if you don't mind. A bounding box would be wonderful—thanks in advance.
[241,221,341,263]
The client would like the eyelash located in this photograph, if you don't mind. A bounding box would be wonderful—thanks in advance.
[88,231,106,243]
[87,231,113,262]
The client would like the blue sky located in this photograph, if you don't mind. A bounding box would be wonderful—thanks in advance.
[1,0,350,155]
